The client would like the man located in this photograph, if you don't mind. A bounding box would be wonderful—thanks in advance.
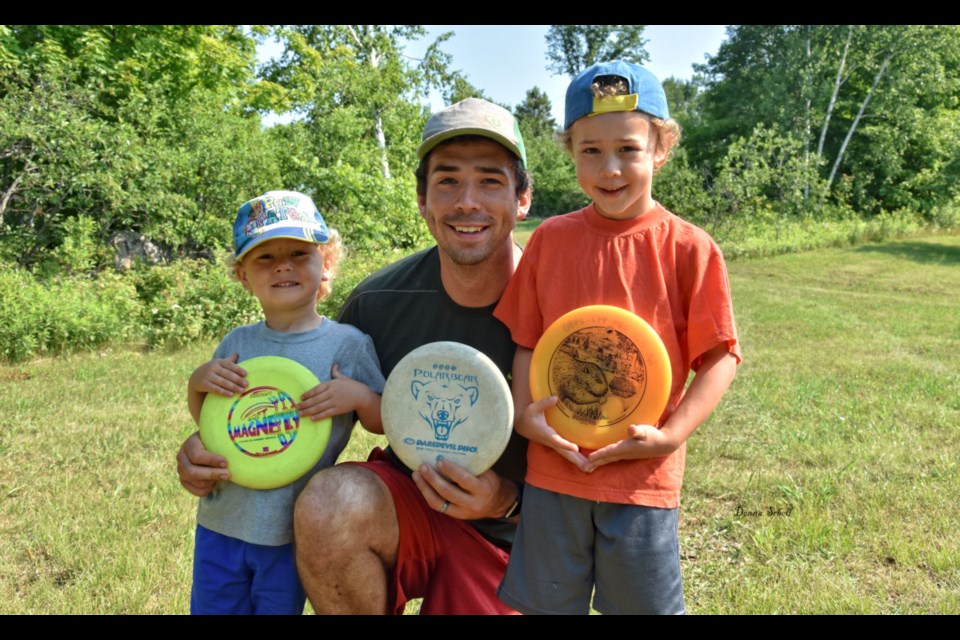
[177,98,532,614]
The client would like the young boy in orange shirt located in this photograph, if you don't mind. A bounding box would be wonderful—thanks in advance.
[494,61,742,614]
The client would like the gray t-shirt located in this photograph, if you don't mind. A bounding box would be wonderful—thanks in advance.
[196,319,385,546]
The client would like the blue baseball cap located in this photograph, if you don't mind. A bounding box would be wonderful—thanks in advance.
[233,190,330,259]
[564,60,670,130]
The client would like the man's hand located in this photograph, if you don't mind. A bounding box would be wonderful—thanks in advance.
[516,395,590,471]
[176,432,230,497]
[411,458,517,521]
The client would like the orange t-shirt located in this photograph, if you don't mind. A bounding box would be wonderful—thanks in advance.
[494,202,742,507]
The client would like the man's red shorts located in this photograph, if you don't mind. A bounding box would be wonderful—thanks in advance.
[347,448,517,615]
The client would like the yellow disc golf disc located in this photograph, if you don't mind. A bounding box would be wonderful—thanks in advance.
[199,356,331,489]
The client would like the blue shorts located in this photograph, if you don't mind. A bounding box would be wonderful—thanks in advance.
[497,485,685,615]
[191,524,305,615]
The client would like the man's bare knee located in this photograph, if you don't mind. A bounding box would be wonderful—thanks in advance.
[295,464,398,562]
[294,464,399,613]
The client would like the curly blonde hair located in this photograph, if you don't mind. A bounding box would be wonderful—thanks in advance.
[317,228,344,301]
[228,228,345,302]
[558,76,681,172]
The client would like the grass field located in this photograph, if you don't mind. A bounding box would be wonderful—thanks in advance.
[2,234,958,614]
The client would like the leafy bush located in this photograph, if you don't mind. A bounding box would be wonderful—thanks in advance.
[309,164,429,254]
[129,246,405,351]
[523,132,589,218]
[928,202,960,230]
[130,257,262,349]
[654,148,721,229]
[0,266,142,362]
[716,208,929,260]
[711,126,826,224]
[318,246,407,320]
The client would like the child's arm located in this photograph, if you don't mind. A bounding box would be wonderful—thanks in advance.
[297,364,383,434]
[512,346,591,471]
[187,353,248,425]
[583,343,738,472]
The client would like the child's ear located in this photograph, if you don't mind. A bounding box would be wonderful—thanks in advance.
[653,134,670,170]
[320,246,334,277]
[235,263,252,290]
[317,246,336,285]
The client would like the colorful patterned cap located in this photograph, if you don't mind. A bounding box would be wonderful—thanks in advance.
[233,191,330,259]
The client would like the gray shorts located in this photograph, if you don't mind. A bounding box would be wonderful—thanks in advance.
[497,484,685,615]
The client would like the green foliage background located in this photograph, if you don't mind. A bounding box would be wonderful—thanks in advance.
[1,25,959,363]
[2,26,959,614]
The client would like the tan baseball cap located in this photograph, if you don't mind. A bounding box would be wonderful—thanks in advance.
[417,98,527,167]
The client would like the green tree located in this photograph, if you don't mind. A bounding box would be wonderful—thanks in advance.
[661,76,703,131]
[514,86,557,138]
[255,25,485,252]
[689,25,960,216]
[0,25,278,269]
[545,25,649,77]
[513,87,583,218]
[259,25,467,181]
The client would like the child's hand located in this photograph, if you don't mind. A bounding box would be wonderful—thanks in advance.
[297,364,374,422]
[190,353,248,397]
[516,395,590,471]
[582,424,678,472]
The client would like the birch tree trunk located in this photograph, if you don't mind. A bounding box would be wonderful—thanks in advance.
[824,52,892,199]
[817,26,854,158]
[347,26,392,180]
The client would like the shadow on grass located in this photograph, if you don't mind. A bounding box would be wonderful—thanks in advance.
[857,240,960,265]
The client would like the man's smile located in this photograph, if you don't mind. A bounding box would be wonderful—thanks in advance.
[452,225,487,234]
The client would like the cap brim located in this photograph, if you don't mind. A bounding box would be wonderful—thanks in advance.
[417,127,524,163]
[235,226,329,260]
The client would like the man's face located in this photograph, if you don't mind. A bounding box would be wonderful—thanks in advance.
[418,138,531,266]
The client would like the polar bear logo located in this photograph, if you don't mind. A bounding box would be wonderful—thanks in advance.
[411,380,480,441]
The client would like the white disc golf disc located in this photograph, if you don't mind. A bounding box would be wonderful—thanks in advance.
[382,341,513,475]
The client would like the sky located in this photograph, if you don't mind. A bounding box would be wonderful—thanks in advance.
[259,25,729,126]
[405,25,728,123]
